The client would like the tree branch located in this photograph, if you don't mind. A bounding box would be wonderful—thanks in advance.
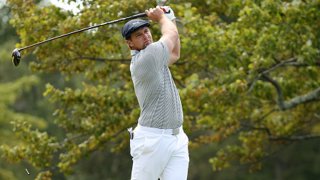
[248,58,296,92]
[281,87,320,110]
[261,57,297,74]
[283,60,320,67]
[74,56,188,65]
[77,57,131,63]
[260,74,286,109]
[171,74,186,88]
[269,134,320,141]
[240,123,272,136]
[247,57,320,110]
[240,123,320,142]
[260,74,320,110]
[248,57,320,93]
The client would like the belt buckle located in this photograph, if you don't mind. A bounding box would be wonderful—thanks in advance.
[172,128,179,135]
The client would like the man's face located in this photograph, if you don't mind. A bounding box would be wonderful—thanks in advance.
[127,27,153,51]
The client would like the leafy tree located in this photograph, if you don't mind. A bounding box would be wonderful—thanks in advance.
[176,0,320,173]
[0,23,46,180]
[0,3,48,180]
[1,0,320,179]
[0,2,67,179]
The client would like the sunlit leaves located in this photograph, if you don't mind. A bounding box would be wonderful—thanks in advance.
[177,0,320,172]
[4,0,320,176]
[1,120,59,168]
[35,170,53,180]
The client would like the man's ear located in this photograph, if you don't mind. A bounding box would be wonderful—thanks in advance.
[126,39,133,49]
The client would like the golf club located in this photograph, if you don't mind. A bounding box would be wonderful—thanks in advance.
[11,0,169,66]
[11,12,148,66]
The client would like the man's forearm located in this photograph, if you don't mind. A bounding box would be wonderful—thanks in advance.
[168,20,180,65]
[159,15,179,44]
[146,7,179,62]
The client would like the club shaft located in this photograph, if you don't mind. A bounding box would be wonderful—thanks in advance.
[18,12,147,52]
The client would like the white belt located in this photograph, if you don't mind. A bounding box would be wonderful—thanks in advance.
[136,124,181,135]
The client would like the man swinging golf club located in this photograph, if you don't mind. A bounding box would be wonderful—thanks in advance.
[122,6,189,180]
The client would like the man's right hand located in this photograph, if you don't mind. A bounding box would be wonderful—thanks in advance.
[145,6,166,23]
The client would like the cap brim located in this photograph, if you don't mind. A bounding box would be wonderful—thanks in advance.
[124,22,150,39]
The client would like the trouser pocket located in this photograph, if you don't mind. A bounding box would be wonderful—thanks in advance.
[130,132,145,159]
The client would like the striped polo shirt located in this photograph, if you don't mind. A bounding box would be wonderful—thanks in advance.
[130,41,183,129]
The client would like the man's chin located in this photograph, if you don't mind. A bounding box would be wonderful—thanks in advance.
[142,43,151,49]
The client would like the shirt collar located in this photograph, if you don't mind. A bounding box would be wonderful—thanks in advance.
[131,50,139,56]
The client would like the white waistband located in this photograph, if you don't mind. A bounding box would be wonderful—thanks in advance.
[136,124,182,135]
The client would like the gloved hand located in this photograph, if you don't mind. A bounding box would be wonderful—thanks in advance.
[161,6,176,21]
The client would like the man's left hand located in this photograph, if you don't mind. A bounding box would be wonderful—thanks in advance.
[161,6,176,21]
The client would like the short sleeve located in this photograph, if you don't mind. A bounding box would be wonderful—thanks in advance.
[143,41,170,68]
[131,41,170,81]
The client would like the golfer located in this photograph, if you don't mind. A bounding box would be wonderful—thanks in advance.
[121,6,189,180]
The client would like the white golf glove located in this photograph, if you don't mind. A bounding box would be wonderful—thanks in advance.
[161,6,176,21]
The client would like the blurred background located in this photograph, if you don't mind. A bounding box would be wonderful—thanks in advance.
[0,0,319,179]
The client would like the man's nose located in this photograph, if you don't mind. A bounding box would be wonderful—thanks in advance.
[142,33,149,39]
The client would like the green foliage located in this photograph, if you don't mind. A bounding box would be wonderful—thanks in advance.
[35,171,53,180]
[43,81,138,173]
[1,120,59,168]
[181,0,320,172]
[2,0,320,179]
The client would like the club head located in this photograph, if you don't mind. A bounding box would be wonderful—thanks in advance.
[12,48,21,66]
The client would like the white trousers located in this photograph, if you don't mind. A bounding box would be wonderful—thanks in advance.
[130,125,189,180]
